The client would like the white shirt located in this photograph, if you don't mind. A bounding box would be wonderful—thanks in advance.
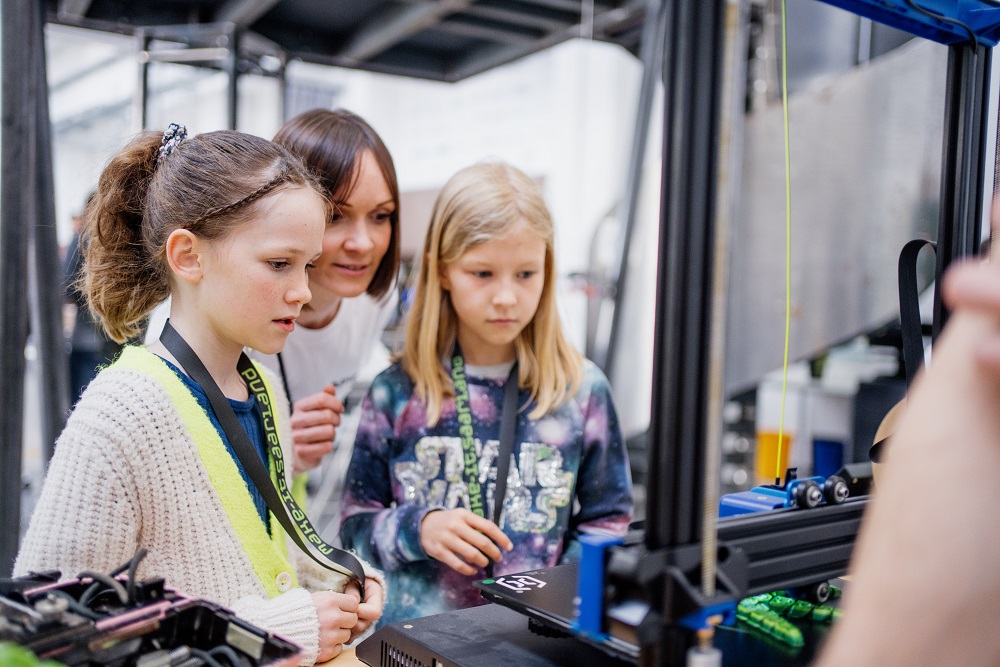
[254,291,398,407]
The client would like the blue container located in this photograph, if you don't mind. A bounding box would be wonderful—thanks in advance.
[813,438,844,479]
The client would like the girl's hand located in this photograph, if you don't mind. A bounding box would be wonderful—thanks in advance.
[419,509,513,576]
[311,590,359,663]
[347,578,385,641]
[291,385,344,475]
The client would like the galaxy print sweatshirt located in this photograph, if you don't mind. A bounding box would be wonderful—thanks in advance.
[339,358,633,625]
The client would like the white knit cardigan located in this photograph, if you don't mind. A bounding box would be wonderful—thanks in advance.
[14,346,383,665]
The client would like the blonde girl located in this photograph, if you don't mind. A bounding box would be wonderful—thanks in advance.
[15,126,384,664]
[340,161,632,624]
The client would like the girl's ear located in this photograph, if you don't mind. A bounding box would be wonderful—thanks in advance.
[438,260,451,291]
[165,229,204,285]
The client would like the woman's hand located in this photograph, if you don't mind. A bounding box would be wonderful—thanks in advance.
[419,509,513,576]
[312,590,360,663]
[347,578,385,641]
[291,385,344,475]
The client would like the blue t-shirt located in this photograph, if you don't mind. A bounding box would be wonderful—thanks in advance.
[159,356,270,527]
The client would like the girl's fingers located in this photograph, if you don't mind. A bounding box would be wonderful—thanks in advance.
[456,523,505,563]
[426,531,483,574]
[292,423,336,444]
[316,628,351,661]
[439,551,478,576]
[293,389,345,415]
[295,441,333,458]
[464,513,514,552]
[421,508,512,573]
[447,534,491,568]
[357,580,384,620]
[291,407,341,429]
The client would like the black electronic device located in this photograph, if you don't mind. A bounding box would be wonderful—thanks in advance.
[355,602,632,667]
[1,555,300,666]
[475,563,638,663]
[474,559,842,667]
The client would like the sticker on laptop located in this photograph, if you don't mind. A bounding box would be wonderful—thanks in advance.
[492,574,547,593]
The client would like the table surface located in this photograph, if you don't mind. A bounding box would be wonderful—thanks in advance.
[317,647,366,667]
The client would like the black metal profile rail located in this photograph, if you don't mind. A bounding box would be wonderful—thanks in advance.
[716,498,866,596]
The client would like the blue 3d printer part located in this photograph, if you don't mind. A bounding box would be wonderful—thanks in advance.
[575,533,737,639]
[574,533,623,639]
[814,0,1000,46]
[719,469,850,518]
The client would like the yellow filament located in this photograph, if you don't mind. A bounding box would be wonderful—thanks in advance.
[776,0,792,485]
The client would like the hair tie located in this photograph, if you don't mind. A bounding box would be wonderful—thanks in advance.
[157,123,187,165]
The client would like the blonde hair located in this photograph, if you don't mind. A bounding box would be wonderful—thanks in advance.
[402,161,583,425]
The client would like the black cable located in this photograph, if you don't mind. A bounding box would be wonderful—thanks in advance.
[76,571,128,607]
[126,548,148,605]
[109,560,130,577]
[45,589,102,620]
[207,645,245,665]
[905,0,979,47]
[188,648,227,667]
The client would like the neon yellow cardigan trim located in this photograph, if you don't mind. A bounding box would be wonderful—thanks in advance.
[113,346,295,598]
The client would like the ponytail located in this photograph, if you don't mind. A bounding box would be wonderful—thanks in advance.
[81,132,165,343]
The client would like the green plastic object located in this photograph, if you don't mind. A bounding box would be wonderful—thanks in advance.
[736,598,805,648]
[762,593,842,624]
[0,642,66,667]
[736,589,845,648]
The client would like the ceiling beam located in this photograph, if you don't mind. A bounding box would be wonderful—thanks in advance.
[462,4,567,32]
[215,0,282,29]
[57,0,93,19]
[515,0,613,13]
[447,0,643,80]
[434,19,537,45]
[339,0,473,62]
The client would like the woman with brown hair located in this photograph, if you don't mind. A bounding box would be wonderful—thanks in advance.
[266,108,401,474]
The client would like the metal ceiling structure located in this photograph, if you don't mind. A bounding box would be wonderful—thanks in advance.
[46,0,647,83]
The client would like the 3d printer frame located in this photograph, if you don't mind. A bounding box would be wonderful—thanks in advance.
[618,1,994,665]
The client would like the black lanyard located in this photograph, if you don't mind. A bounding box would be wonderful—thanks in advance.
[450,346,519,576]
[160,321,366,596]
[275,352,293,404]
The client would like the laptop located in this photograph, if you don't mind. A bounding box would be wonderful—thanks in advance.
[474,562,639,663]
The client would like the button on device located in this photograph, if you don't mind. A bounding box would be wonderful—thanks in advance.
[275,572,293,592]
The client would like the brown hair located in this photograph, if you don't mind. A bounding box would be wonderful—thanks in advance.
[402,161,583,425]
[273,108,400,299]
[82,128,324,342]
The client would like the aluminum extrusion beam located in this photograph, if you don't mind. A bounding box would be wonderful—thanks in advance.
[644,0,725,551]
[933,43,992,334]
[716,499,866,596]
[30,34,70,466]
[1,0,39,575]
